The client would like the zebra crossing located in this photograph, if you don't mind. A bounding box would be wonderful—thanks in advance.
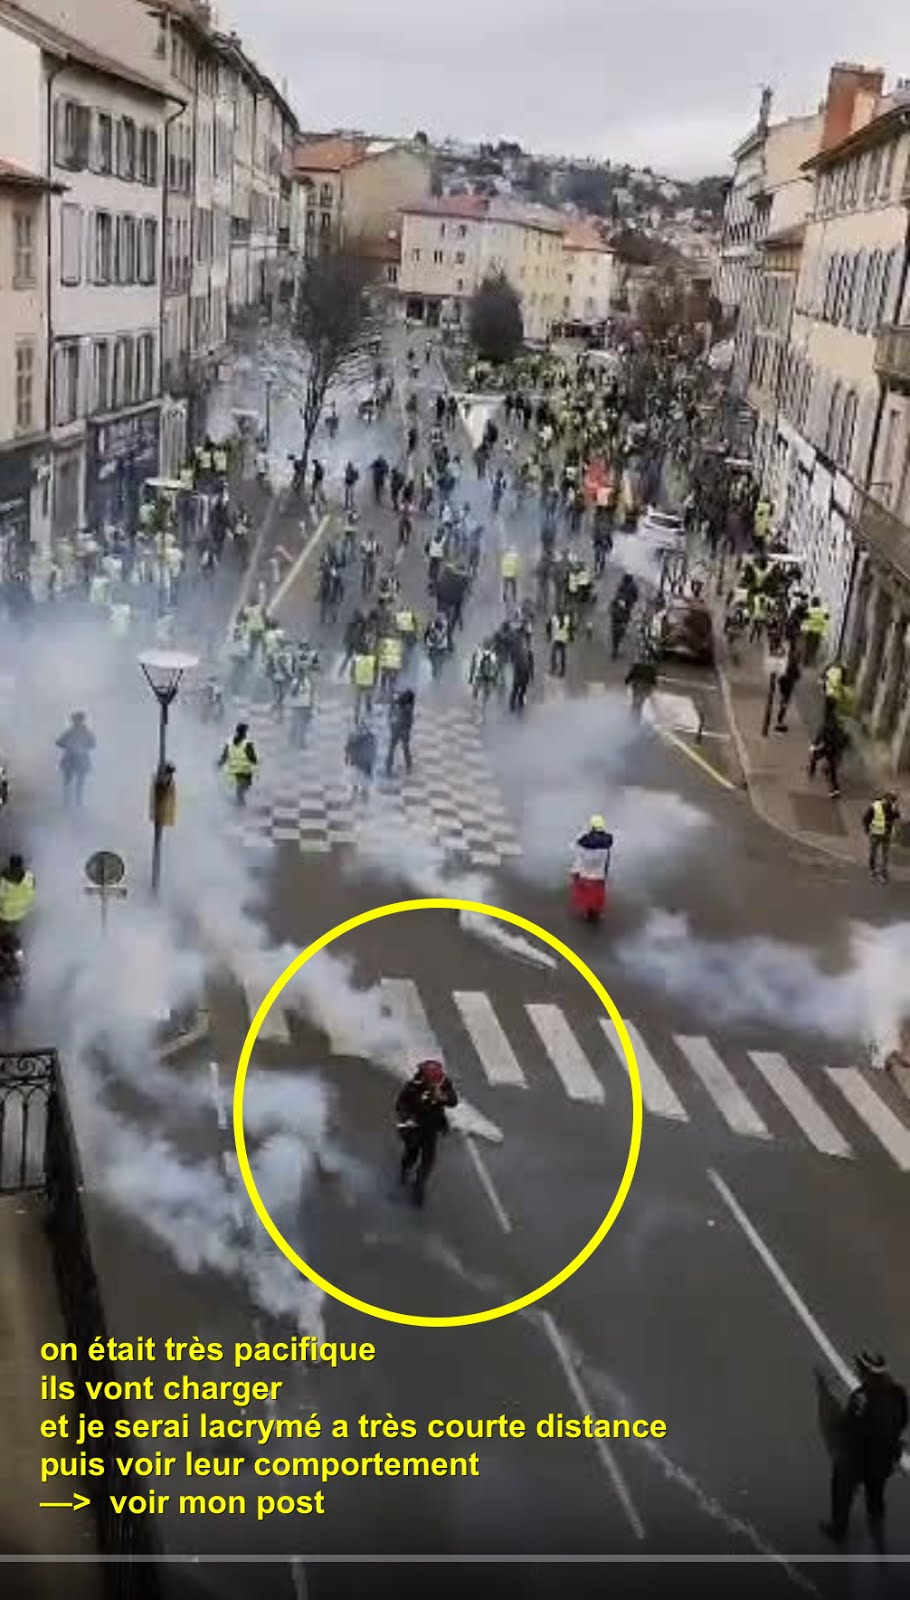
[232,964,910,1173]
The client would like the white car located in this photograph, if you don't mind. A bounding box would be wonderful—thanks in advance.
[638,507,685,540]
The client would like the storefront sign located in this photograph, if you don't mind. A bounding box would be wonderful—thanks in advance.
[91,409,160,482]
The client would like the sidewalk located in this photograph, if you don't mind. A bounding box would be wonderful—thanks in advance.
[710,594,910,880]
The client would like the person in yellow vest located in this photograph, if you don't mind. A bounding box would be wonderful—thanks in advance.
[395,605,418,658]
[351,650,377,723]
[801,596,829,667]
[823,661,845,710]
[548,611,571,677]
[749,587,772,642]
[212,444,229,478]
[754,499,773,546]
[378,632,403,699]
[179,464,194,492]
[217,722,257,806]
[863,792,900,883]
[501,547,520,606]
[0,855,36,957]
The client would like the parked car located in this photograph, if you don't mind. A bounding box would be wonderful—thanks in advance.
[658,597,714,666]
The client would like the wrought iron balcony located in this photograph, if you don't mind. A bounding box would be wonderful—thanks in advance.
[874,325,910,386]
[853,486,910,582]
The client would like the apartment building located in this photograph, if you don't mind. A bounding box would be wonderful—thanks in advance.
[293,137,430,260]
[397,195,564,341]
[0,1,173,552]
[560,220,614,328]
[0,158,56,576]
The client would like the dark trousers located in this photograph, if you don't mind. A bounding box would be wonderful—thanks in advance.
[399,1128,437,1202]
[510,675,529,713]
[869,835,891,879]
[550,640,566,676]
[386,729,412,775]
[829,1458,890,1544]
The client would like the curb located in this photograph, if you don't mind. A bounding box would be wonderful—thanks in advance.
[156,1008,210,1061]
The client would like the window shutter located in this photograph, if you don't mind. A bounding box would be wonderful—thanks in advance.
[851,390,878,483]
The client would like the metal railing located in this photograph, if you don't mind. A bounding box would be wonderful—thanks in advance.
[0,1051,161,1600]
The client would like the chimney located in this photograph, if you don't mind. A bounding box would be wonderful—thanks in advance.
[821,62,885,152]
[758,86,773,132]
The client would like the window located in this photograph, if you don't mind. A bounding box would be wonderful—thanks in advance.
[455,278,464,293]
[865,148,882,203]
[118,118,137,181]
[386,263,398,285]
[879,247,900,325]
[116,215,137,283]
[879,141,896,201]
[140,217,158,284]
[13,211,35,285]
[320,211,332,232]
[139,127,159,186]
[410,247,421,262]
[454,250,465,264]
[825,382,843,457]
[15,341,34,432]
[845,159,860,209]
[53,341,80,425]
[92,339,110,413]
[60,204,82,285]
[55,99,91,170]
[439,223,446,237]
[839,390,858,467]
[433,249,444,264]
[113,336,133,407]
[860,251,882,331]
[96,113,113,174]
[457,224,467,237]
[319,182,333,205]
[850,251,868,328]
[135,332,155,401]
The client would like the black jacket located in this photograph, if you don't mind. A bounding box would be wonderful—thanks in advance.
[842,1375,908,1469]
[396,1076,458,1137]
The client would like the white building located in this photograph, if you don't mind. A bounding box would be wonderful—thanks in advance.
[0,0,174,552]
[0,157,56,577]
[559,220,614,328]
[398,195,565,342]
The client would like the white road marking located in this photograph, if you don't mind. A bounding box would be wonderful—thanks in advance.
[453,991,528,1088]
[675,1036,770,1138]
[749,1053,852,1159]
[707,1168,910,1475]
[526,1004,605,1104]
[239,958,292,1043]
[540,1311,645,1539]
[380,977,441,1059]
[221,1150,247,1231]
[826,1068,910,1171]
[291,1561,308,1600]
[601,1019,689,1122]
[208,1061,228,1131]
[270,513,330,612]
[462,1135,513,1232]
[644,691,702,735]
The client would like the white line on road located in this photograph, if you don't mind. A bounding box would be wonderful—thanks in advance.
[290,1559,308,1600]
[675,1036,771,1138]
[453,991,528,1088]
[208,1061,228,1131]
[380,978,441,1059]
[462,1135,513,1233]
[270,513,330,613]
[601,1019,689,1122]
[707,1168,910,1474]
[239,959,292,1043]
[526,1004,605,1104]
[540,1311,645,1540]
[749,1053,852,1159]
[826,1068,910,1171]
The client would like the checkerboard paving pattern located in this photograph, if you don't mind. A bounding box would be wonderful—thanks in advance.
[221,689,523,865]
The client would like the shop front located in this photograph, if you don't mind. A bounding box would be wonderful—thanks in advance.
[87,407,160,533]
[0,444,34,580]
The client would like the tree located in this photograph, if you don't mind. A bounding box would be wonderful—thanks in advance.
[564,167,612,216]
[413,129,429,147]
[292,246,377,482]
[469,273,524,364]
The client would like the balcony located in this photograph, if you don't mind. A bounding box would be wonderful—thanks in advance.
[875,325,910,386]
[853,486,910,583]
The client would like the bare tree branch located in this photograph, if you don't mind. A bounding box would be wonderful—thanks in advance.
[292,245,379,476]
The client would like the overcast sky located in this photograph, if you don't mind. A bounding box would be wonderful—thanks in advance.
[222,0,909,177]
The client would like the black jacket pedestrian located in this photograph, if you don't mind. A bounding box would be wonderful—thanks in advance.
[840,1372,908,1473]
[395,1075,458,1137]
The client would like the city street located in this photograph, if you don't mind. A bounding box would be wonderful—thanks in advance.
[22,322,905,1599]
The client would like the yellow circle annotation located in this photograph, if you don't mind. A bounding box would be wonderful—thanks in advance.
[233,897,643,1329]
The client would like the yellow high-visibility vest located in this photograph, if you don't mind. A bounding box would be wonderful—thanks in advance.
[226,741,255,779]
[396,609,416,635]
[823,666,843,699]
[551,617,570,644]
[869,800,888,837]
[353,653,376,688]
[213,449,228,475]
[379,636,402,671]
[802,606,829,637]
[501,551,519,579]
[0,871,35,923]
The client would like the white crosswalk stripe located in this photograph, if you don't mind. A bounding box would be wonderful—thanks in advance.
[238,957,292,1043]
[674,1035,771,1138]
[228,969,910,1170]
[526,1004,605,1104]
[749,1052,852,1159]
[602,1019,689,1122]
[453,991,528,1088]
[380,977,441,1059]
[826,1069,910,1171]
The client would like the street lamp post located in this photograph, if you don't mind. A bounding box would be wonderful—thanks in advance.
[139,649,198,896]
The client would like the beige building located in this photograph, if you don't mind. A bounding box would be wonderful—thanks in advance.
[0,157,55,577]
[397,195,564,341]
[293,136,430,260]
[560,220,614,328]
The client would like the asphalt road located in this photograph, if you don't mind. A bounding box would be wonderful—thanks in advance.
[33,323,910,1600]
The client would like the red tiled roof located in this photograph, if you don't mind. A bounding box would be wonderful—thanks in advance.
[294,137,370,174]
[401,194,495,221]
[356,233,401,262]
[563,219,611,253]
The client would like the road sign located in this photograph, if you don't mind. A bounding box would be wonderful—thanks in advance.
[85,850,125,889]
